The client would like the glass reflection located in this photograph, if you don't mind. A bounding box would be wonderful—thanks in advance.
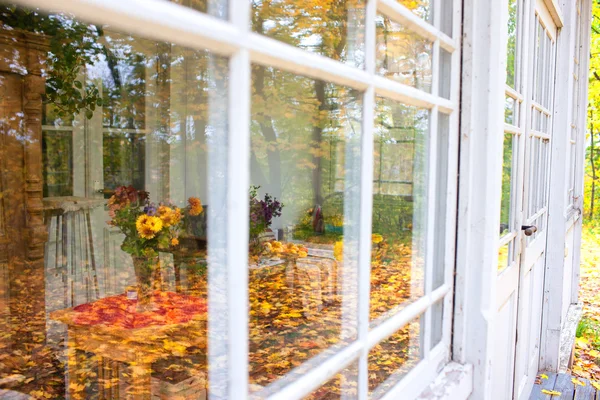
[251,0,365,68]
[171,0,228,19]
[440,0,453,37]
[431,300,443,348]
[369,316,423,397]
[498,242,511,271]
[0,4,227,399]
[505,96,517,125]
[306,362,358,399]
[439,48,452,100]
[500,133,514,238]
[371,99,428,322]
[376,15,433,92]
[249,66,362,388]
[506,0,518,88]
[398,0,432,23]
[432,113,449,290]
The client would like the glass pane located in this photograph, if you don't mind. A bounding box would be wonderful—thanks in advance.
[433,113,449,290]
[431,299,444,348]
[506,0,518,88]
[249,66,362,388]
[439,48,452,99]
[398,0,432,23]
[305,362,358,399]
[0,4,228,398]
[171,0,227,19]
[42,130,73,197]
[369,315,424,397]
[251,0,365,68]
[43,102,75,127]
[371,99,429,322]
[505,95,518,125]
[440,0,453,37]
[500,133,514,237]
[376,15,433,92]
[498,242,511,271]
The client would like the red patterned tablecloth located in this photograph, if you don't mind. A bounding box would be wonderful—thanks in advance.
[69,291,207,329]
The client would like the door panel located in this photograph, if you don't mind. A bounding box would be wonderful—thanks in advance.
[513,1,556,398]
[493,292,519,396]
[496,0,557,398]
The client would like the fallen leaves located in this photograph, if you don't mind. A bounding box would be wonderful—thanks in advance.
[572,227,600,381]
[572,377,585,386]
[541,389,562,396]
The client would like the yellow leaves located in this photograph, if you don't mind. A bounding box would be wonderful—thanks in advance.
[286,311,303,318]
[260,301,273,315]
[540,373,549,379]
[592,380,600,390]
[30,389,54,399]
[589,349,600,358]
[69,382,86,392]
[576,336,590,349]
[334,240,343,261]
[162,339,188,356]
[541,389,562,396]
[572,377,585,386]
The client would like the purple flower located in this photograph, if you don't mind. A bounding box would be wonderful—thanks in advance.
[144,203,157,216]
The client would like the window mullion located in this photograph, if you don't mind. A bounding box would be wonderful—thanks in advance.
[358,0,377,398]
[227,0,251,397]
[423,106,439,358]
[442,0,462,350]
[422,0,441,352]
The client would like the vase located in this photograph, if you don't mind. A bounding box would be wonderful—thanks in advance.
[131,255,160,312]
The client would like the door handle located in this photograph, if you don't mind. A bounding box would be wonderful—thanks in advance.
[521,225,537,236]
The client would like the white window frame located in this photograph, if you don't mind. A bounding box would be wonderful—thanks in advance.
[14,0,462,398]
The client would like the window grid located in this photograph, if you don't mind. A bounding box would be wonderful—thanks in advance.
[567,0,583,213]
[500,0,525,271]
[14,0,461,398]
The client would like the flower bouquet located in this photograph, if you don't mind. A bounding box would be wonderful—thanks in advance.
[249,185,283,254]
[107,186,203,311]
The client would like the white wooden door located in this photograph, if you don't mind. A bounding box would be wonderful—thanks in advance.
[513,2,557,398]
[493,0,557,398]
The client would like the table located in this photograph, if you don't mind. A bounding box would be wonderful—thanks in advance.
[51,291,207,399]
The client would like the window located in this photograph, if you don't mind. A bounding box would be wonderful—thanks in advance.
[567,0,584,212]
[499,0,522,271]
[0,0,459,399]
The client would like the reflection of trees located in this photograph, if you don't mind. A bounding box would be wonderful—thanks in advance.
[377,15,433,92]
[506,0,518,88]
[0,6,105,119]
[500,134,513,235]
[250,0,364,209]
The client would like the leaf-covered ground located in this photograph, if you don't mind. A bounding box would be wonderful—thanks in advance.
[571,226,600,384]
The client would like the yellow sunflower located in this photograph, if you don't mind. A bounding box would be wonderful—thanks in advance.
[158,206,181,227]
[136,215,163,239]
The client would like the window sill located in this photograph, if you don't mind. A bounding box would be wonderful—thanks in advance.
[416,362,473,400]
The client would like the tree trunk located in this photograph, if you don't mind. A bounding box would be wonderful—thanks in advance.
[591,111,596,219]
[252,64,282,200]
[312,80,326,206]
